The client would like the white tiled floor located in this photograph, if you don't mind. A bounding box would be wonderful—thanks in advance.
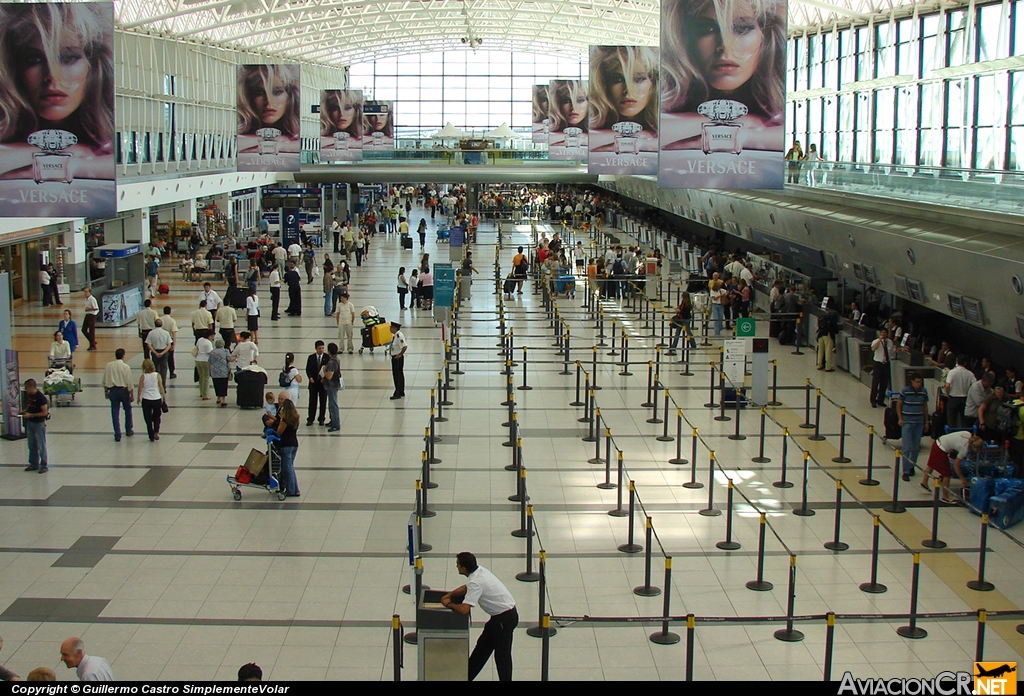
[1,207,1023,681]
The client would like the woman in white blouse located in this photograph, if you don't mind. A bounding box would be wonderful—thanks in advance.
[49,330,72,365]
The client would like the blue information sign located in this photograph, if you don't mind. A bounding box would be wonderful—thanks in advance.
[282,208,301,246]
[434,263,455,308]
[450,225,465,248]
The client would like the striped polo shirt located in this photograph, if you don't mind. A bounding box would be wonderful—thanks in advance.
[898,385,929,424]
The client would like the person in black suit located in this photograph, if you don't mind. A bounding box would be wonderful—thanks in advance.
[284,261,302,316]
[305,340,329,426]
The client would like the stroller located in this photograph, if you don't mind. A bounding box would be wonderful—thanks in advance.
[227,428,285,501]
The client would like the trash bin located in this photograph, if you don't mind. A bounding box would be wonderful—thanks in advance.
[417,589,470,681]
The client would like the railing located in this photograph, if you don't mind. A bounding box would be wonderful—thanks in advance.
[793,160,1024,217]
[302,148,580,166]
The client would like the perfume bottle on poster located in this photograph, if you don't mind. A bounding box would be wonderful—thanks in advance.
[698,100,746,155]
[334,132,350,151]
[611,121,642,155]
[28,129,77,184]
[563,127,583,149]
[256,127,281,156]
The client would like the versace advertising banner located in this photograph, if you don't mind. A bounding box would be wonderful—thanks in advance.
[547,80,589,161]
[588,46,659,175]
[0,3,116,218]
[237,64,301,172]
[363,100,394,150]
[531,84,549,144]
[319,90,363,162]
[658,0,787,188]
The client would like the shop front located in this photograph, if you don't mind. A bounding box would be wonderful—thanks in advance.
[0,223,73,307]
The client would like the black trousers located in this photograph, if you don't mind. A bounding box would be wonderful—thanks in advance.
[308,381,327,424]
[270,286,281,319]
[468,607,518,681]
[287,286,301,315]
[870,361,891,406]
[83,314,97,349]
[141,398,162,440]
[140,329,152,359]
[167,347,176,376]
[391,355,405,397]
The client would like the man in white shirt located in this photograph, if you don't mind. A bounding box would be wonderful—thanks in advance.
[161,306,179,379]
[230,332,259,369]
[389,321,407,400]
[440,552,518,682]
[272,243,288,275]
[198,283,222,314]
[60,637,114,681]
[944,355,976,429]
[331,217,342,254]
[268,266,282,320]
[137,299,159,359]
[869,328,897,407]
[83,287,99,351]
[216,303,238,349]
[287,241,303,267]
[145,319,173,386]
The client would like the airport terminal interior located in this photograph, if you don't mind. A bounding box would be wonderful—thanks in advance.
[2,0,1024,684]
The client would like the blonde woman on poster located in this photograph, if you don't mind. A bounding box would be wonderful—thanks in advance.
[237,65,300,171]
[319,90,363,162]
[659,0,786,188]
[588,46,659,174]
[531,84,549,143]
[363,102,394,149]
[547,80,589,159]
[0,3,115,218]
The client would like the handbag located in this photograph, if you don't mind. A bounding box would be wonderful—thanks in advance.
[234,466,251,484]
[160,400,169,413]
[191,346,199,358]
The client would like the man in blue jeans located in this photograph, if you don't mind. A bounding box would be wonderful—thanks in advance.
[102,348,134,441]
[21,379,49,473]
[322,342,342,432]
[897,372,930,482]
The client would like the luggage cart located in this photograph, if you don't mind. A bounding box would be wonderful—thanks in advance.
[42,358,81,406]
[227,429,285,501]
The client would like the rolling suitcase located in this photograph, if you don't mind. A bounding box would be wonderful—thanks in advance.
[503,277,517,297]
[402,235,413,250]
[883,400,901,440]
[361,327,374,349]
[989,487,1024,529]
[225,286,248,310]
[235,370,267,409]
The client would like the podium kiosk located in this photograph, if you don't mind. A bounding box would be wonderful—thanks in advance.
[417,589,470,680]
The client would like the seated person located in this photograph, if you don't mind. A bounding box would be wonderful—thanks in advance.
[49,330,73,366]
[179,253,194,280]
[191,253,207,280]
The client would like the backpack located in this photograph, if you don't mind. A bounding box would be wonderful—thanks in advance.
[279,369,292,388]
[612,259,626,275]
[996,402,1019,433]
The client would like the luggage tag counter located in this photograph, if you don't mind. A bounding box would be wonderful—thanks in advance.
[93,244,145,327]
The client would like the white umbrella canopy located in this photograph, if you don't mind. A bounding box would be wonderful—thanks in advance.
[431,122,468,139]
[484,122,523,139]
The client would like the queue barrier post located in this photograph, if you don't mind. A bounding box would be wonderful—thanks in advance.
[896,553,928,639]
[824,479,849,551]
[617,481,643,553]
[649,558,681,646]
[859,516,888,594]
[746,513,774,592]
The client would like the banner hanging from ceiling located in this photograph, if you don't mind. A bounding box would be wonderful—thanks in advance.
[531,84,549,144]
[0,2,116,218]
[237,64,301,172]
[658,0,787,188]
[547,80,589,161]
[588,46,659,175]
[363,100,394,150]
[319,90,363,162]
